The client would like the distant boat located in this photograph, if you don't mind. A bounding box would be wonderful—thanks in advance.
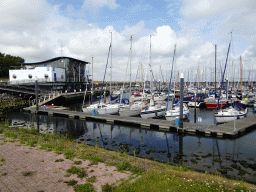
[204,97,228,109]
[140,100,166,119]
[165,103,190,121]
[215,106,247,123]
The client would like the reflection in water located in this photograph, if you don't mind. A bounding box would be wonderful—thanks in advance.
[6,111,256,184]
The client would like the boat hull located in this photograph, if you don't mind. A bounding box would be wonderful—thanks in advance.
[140,107,166,119]
[215,114,246,123]
[119,106,141,117]
[165,113,189,121]
[204,102,227,109]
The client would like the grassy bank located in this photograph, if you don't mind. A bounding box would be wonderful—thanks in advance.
[0,123,255,192]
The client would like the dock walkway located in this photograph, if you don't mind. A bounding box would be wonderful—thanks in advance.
[23,107,256,138]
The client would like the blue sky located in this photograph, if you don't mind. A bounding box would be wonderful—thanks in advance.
[0,0,255,82]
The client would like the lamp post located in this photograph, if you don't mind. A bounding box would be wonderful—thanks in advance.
[179,73,184,128]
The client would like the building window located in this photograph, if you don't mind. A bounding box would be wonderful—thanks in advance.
[28,74,32,79]
[45,74,48,79]
[13,74,17,79]
[61,74,64,79]
[53,67,55,71]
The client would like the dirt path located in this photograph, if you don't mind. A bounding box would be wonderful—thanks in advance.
[0,136,132,192]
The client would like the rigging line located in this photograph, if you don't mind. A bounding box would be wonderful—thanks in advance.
[99,43,112,103]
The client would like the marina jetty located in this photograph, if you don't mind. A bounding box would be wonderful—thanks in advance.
[23,107,256,139]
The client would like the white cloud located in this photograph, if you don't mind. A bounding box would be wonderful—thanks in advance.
[79,0,119,17]
[0,0,51,32]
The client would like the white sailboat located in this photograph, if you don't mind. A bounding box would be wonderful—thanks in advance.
[140,99,166,119]
[215,106,247,123]
[119,35,142,117]
[140,36,166,119]
[83,41,119,115]
[165,103,190,121]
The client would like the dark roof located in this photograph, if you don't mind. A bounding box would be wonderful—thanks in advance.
[19,56,90,65]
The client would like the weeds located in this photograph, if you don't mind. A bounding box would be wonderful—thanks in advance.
[66,166,87,178]
[86,176,96,183]
[74,160,82,165]
[117,161,131,171]
[67,179,78,186]
[74,183,96,192]
[55,159,64,162]
[101,183,114,192]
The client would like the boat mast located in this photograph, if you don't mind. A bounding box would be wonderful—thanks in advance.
[150,35,152,93]
[110,31,112,96]
[215,45,217,97]
[91,56,94,104]
[240,56,242,92]
[129,35,132,97]
[197,62,199,90]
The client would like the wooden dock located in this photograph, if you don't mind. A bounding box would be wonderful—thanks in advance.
[23,107,256,138]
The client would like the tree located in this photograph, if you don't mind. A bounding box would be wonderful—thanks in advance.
[0,52,25,78]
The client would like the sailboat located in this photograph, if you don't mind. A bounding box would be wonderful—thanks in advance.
[140,35,166,119]
[214,32,248,123]
[165,102,190,121]
[119,35,143,117]
[83,42,119,115]
[215,106,247,123]
[165,44,190,121]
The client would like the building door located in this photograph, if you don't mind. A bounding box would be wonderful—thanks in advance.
[54,73,57,82]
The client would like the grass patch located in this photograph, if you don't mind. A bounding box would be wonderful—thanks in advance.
[64,173,71,177]
[74,160,82,165]
[88,156,104,163]
[55,159,64,162]
[66,166,87,178]
[67,179,78,186]
[117,161,131,171]
[74,183,96,192]
[0,158,5,162]
[86,176,96,183]
[101,183,114,192]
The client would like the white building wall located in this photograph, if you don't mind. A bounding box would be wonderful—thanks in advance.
[9,67,65,84]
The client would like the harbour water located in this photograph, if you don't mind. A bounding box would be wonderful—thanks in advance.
[6,106,256,184]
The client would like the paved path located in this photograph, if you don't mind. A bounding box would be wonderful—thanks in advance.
[0,136,132,192]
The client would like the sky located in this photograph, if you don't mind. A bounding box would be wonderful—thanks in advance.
[1,0,256,82]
